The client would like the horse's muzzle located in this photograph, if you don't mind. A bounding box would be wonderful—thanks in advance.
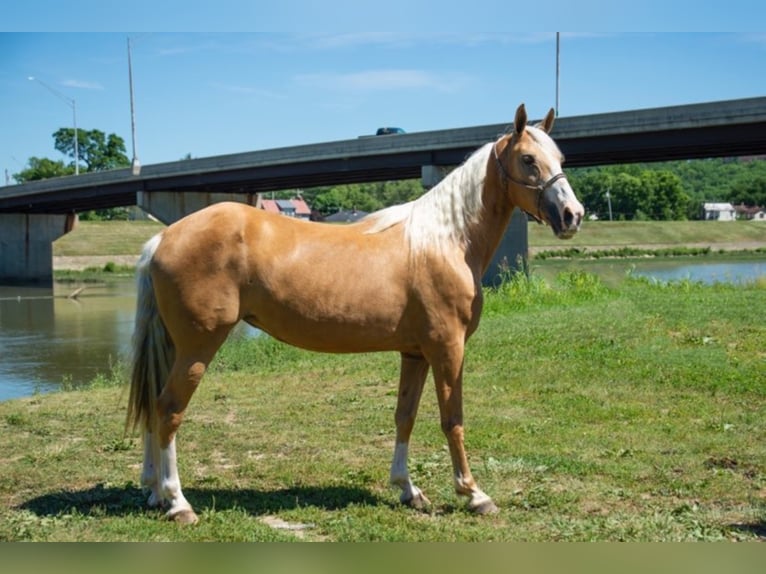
[546,201,583,239]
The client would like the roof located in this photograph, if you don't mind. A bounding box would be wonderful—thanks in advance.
[276,199,295,211]
[734,203,766,215]
[260,199,281,213]
[258,196,311,217]
[703,202,735,211]
[292,198,311,215]
[324,209,369,223]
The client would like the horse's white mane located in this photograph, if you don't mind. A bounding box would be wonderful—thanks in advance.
[363,141,493,254]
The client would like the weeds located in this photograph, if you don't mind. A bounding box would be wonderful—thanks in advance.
[483,268,611,315]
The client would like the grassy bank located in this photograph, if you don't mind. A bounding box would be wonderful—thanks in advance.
[52,219,766,260]
[1,272,763,541]
[53,220,163,257]
[528,220,766,250]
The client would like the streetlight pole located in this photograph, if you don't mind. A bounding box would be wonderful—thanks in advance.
[605,189,613,221]
[555,32,560,117]
[127,37,140,175]
[28,76,79,175]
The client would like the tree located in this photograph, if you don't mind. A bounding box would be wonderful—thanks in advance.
[13,156,72,183]
[53,128,130,172]
[11,127,132,219]
[570,164,693,220]
[378,180,424,205]
[728,175,766,207]
[568,169,611,219]
[311,184,384,215]
[639,170,688,220]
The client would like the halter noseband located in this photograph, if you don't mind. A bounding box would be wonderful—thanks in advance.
[493,140,568,223]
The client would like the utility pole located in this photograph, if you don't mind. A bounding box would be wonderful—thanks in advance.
[128,37,141,175]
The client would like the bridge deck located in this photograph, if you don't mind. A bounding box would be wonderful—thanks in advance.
[2,97,766,214]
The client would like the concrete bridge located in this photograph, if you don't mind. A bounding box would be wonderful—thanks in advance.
[2,96,766,285]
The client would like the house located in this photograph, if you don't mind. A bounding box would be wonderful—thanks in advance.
[256,194,312,220]
[734,203,766,221]
[702,202,736,221]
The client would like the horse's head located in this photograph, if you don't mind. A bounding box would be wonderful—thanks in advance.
[495,104,584,239]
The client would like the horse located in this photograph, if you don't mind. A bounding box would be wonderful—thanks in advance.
[126,103,584,524]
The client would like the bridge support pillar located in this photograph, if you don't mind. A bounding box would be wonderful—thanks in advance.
[483,208,529,287]
[0,213,77,286]
[137,191,261,225]
[421,165,451,189]
[421,165,528,287]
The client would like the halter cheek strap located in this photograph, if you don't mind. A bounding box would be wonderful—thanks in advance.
[493,141,568,223]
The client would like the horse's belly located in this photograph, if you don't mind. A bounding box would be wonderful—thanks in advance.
[243,303,408,354]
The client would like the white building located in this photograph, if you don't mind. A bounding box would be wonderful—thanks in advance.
[702,202,736,221]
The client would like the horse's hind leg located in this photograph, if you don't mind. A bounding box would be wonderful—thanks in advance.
[390,353,431,509]
[141,430,161,507]
[155,334,228,524]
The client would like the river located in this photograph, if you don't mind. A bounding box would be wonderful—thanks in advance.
[1,258,765,402]
[0,280,136,402]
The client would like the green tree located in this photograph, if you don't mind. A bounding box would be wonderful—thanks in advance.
[728,175,766,207]
[639,170,688,220]
[312,184,384,215]
[568,169,610,219]
[378,180,424,205]
[53,128,130,172]
[12,127,132,219]
[13,156,72,182]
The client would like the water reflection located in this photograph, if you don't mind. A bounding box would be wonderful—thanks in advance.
[633,260,766,285]
[532,258,766,287]
[0,281,135,402]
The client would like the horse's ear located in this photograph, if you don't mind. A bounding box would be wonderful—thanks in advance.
[514,103,527,135]
[539,107,555,133]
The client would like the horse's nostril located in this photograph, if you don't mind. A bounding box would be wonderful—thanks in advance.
[563,208,575,228]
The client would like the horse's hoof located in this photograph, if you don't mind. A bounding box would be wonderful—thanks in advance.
[469,499,499,515]
[401,492,431,511]
[167,508,199,525]
[146,492,162,508]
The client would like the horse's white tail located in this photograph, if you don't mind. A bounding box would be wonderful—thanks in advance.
[126,233,175,434]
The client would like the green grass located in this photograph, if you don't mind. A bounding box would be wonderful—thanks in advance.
[1,273,764,541]
[53,263,137,283]
[51,219,766,259]
[53,220,163,257]
[529,219,766,250]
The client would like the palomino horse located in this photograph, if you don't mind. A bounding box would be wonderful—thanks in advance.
[127,103,584,524]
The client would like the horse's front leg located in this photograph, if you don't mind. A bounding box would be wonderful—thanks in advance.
[390,353,431,509]
[430,341,498,515]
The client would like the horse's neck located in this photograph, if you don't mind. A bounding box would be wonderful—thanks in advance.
[465,152,517,275]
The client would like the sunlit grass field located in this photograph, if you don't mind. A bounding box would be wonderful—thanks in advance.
[52,219,766,259]
[1,271,763,541]
[528,219,766,250]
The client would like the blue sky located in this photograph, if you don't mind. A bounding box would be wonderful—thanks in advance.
[2,28,766,181]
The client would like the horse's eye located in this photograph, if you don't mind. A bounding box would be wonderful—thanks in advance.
[522,154,535,166]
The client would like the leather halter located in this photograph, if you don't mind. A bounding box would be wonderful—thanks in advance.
[493,140,568,223]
